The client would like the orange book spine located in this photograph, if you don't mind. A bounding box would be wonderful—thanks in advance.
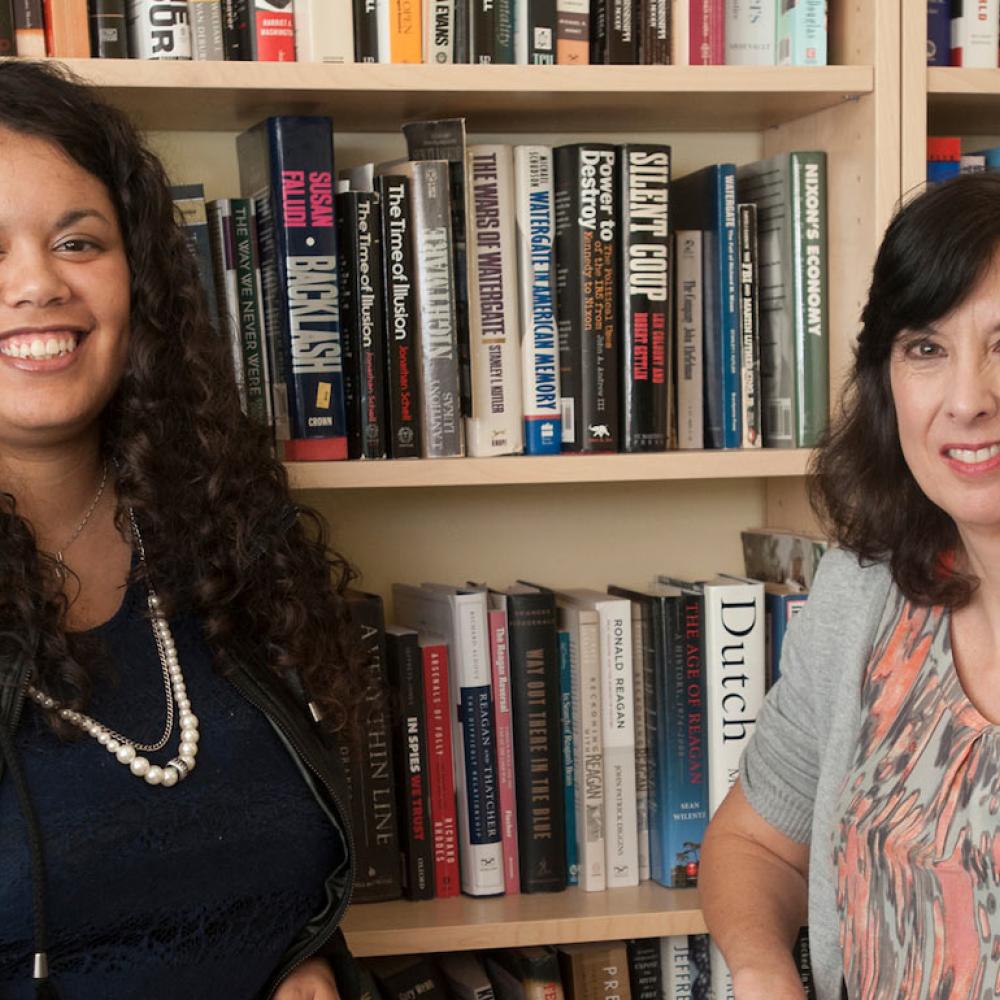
[390,0,421,63]
[43,0,90,56]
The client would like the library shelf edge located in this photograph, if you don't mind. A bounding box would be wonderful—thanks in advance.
[340,883,706,957]
[927,67,1000,135]
[38,58,874,133]
[284,450,813,490]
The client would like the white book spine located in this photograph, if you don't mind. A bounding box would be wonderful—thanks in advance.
[675,230,703,450]
[295,0,355,62]
[671,0,689,64]
[597,598,638,888]
[376,0,391,60]
[425,0,454,62]
[514,145,561,455]
[724,0,775,65]
[660,935,693,999]
[951,0,1000,67]
[628,599,650,881]
[188,0,224,59]
[465,144,525,456]
[560,604,605,891]
[127,0,192,59]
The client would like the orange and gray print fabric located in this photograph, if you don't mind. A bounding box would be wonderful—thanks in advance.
[832,590,1000,999]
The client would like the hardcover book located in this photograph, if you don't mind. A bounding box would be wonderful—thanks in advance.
[222,0,251,57]
[170,183,220,333]
[367,956,449,1000]
[626,939,661,1000]
[638,0,669,63]
[763,583,808,689]
[558,941,632,1000]
[514,144,561,454]
[927,0,949,65]
[44,0,90,56]
[384,0,421,61]
[127,0,192,57]
[740,526,828,589]
[438,952,497,1000]
[689,0,723,64]
[237,116,350,460]
[354,0,379,59]
[724,0,775,64]
[485,947,565,1000]
[423,0,453,62]
[777,0,827,66]
[189,0,224,59]
[295,0,354,61]
[465,144,525,456]
[737,202,762,448]
[619,144,671,452]
[558,629,579,884]
[0,0,13,54]
[659,936,692,999]
[516,0,556,63]
[555,0,588,63]
[674,229,703,449]
[250,0,295,60]
[13,0,45,55]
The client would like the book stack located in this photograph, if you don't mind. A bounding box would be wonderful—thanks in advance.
[927,0,1000,67]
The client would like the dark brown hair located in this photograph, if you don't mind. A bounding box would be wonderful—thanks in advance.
[809,172,1000,607]
[0,61,363,733]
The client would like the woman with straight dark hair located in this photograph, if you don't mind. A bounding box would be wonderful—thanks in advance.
[701,172,1000,1000]
[0,61,359,998]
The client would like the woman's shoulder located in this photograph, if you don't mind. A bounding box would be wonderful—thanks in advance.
[811,545,893,603]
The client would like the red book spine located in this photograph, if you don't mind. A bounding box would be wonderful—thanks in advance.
[422,640,460,898]
[688,0,722,64]
[489,607,521,895]
[254,0,295,60]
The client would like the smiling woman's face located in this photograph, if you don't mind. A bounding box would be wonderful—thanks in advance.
[890,255,1000,539]
[0,127,131,456]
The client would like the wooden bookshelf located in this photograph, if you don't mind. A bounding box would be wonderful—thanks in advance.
[342,885,706,957]
[927,69,1000,135]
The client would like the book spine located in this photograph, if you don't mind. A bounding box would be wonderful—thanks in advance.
[494,0,514,61]
[207,199,249,412]
[387,0,420,61]
[465,144,525,456]
[13,0,45,54]
[489,606,521,895]
[660,936,692,999]
[555,0,588,63]
[387,631,435,900]
[44,0,91,55]
[471,0,494,60]
[558,629,579,885]
[222,0,251,56]
[424,0,452,61]
[232,198,276,431]
[188,0,224,57]
[724,0,775,64]
[250,0,294,60]
[171,184,220,328]
[506,593,568,892]
[606,0,637,62]
[674,230,703,449]
[0,0,14,54]
[737,202,762,448]
[689,0,722,64]
[689,933,711,999]
[790,152,828,449]
[928,0,950,66]
[127,0,192,56]
[599,601,638,887]
[778,0,827,65]
[345,594,403,902]
[638,0,669,63]
[453,0,468,60]
[406,160,465,458]
[627,599,651,881]
[720,165,740,448]
[627,939,662,1000]
[516,0,556,63]
[377,174,423,458]
[422,641,460,897]
[620,144,670,452]
[514,145,562,455]
[237,117,349,460]
[337,190,389,460]
[295,0,354,61]
[354,0,378,58]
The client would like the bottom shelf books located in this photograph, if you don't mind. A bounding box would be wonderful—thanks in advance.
[329,935,816,1000]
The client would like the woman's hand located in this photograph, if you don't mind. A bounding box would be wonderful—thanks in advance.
[274,957,341,1000]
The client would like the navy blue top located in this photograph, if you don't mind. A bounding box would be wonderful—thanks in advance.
[0,574,343,999]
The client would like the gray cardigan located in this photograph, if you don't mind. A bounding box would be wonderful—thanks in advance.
[738,546,893,1000]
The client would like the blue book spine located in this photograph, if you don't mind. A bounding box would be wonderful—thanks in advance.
[717,166,741,448]
[970,146,1000,170]
[928,0,951,65]
[237,116,348,459]
[766,591,808,687]
[559,630,579,885]
[927,160,961,183]
[462,685,502,845]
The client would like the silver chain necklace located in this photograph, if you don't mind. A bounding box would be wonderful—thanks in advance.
[27,508,201,788]
[54,461,109,569]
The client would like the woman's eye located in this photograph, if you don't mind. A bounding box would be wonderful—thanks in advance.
[57,238,99,253]
[904,340,941,359]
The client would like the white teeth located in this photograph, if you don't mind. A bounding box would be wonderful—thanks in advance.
[0,335,79,360]
[947,444,1000,463]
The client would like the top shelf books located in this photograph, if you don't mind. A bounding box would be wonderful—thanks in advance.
[58,59,872,132]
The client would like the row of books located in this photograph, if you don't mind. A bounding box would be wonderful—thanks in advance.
[926,138,1000,182]
[174,114,830,460]
[927,0,1000,68]
[0,0,345,61]
[337,527,825,908]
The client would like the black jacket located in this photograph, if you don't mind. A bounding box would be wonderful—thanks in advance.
[0,648,356,1000]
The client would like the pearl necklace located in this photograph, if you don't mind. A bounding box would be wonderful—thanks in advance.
[26,510,200,788]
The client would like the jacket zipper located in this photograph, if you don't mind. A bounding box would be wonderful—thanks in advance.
[231,674,356,1000]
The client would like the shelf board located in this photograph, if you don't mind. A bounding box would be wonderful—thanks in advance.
[928,67,1000,133]
[45,58,873,132]
[342,884,706,956]
[285,449,812,490]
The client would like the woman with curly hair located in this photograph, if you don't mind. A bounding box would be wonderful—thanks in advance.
[701,172,1000,1000]
[0,61,358,998]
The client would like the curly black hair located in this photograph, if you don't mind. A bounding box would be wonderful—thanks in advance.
[0,60,363,735]
[809,173,1000,607]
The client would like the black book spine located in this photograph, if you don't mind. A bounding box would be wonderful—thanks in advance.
[386,630,435,900]
[89,0,129,57]
[505,591,568,892]
[526,0,556,62]
[609,0,638,61]
[377,174,423,459]
[638,0,669,63]
[737,202,761,448]
[344,592,403,902]
[453,0,469,61]
[590,0,607,62]
[354,0,378,61]
[0,0,15,54]
[619,144,670,452]
[626,939,662,1000]
[222,0,252,58]
[472,0,495,62]
[337,191,389,460]
[494,0,514,61]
